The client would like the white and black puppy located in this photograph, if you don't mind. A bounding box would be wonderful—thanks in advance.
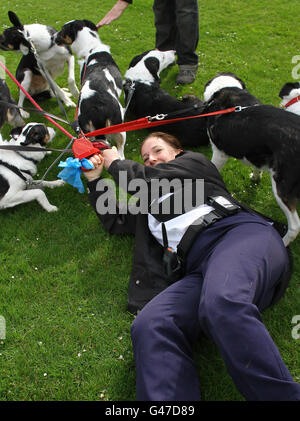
[0,11,78,119]
[123,49,209,146]
[55,19,126,159]
[0,77,24,129]
[279,82,300,115]
[0,123,64,212]
[203,73,300,246]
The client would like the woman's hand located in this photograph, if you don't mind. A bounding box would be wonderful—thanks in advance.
[83,153,105,182]
[83,147,121,181]
[102,146,121,169]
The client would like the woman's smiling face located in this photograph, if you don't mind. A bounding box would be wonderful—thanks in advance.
[141,136,182,167]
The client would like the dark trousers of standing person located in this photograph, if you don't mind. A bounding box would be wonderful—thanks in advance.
[131,212,300,401]
[153,0,199,66]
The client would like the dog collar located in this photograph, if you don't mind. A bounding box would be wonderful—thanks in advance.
[283,94,300,108]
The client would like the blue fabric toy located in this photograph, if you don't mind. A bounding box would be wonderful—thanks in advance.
[58,157,94,193]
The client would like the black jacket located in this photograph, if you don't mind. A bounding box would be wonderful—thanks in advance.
[88,151,238,313]
[88,151,291,314]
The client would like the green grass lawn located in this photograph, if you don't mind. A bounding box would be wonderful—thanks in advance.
[0,0,299,401]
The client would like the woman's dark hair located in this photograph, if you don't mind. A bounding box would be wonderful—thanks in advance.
[140,132,183,154]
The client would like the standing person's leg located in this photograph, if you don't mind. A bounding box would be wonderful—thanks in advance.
[174,0,199,65]
[174,0,199,84]
[153,0,199,84]
[131,274,202,401]
[153,0,176,51]
[197,222,300,401]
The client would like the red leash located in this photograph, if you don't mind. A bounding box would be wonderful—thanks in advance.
[0,60,240,161]
[0,61,74,140]
[84,107,238,138]
[0,60,238,138]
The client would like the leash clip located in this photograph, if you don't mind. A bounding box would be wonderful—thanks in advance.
[25,180,44,190]
[235,105,247,112]
[148,113,167,121]
[25,179,32,188]
[128,81,135,91]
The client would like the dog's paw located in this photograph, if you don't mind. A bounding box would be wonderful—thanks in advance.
[45,179,66,189]
[20,109,30,119]
[57,88,76,107]
[64,97,77,108]
[46,205,58,212]
[61,88,77,107]
[68,80,80,100]
[54,179,66,187]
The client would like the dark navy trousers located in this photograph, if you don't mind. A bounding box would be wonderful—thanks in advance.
[131,212,300,401]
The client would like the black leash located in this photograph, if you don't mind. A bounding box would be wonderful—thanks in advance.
[23,29,76,133]
[20,30,83,181]
[0,144,72,153]
[0,142,73,188]
[123,81,135,117]
[0,100,70,126]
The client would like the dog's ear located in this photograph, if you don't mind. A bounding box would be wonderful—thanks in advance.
[128,51,151,69]
[8,11,24,30]
[144,57,160,82]
[10,126,24,139]
[83,20,98,32]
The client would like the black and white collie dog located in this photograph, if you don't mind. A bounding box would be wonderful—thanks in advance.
[279,82,300,115]
[203,72,300,246]
[123,50,209,146]
[0,123,64,212]
[0,11,78,119]
[55,19,126,159]
[203,72,261,171]
[0,77,24,129]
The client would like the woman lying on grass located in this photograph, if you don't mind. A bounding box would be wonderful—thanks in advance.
[84,132,300,401]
